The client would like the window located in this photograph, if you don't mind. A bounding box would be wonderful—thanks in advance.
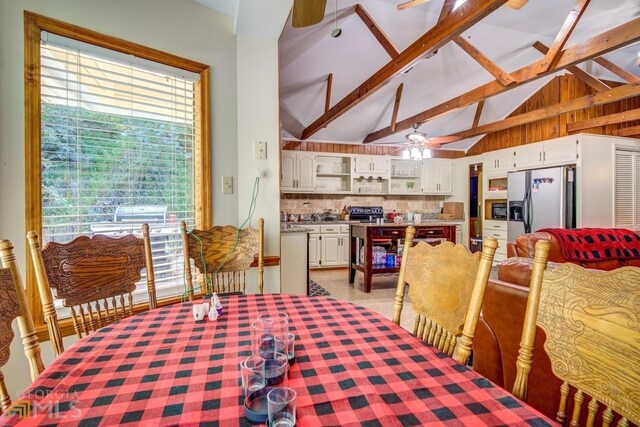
[25,12,211,338]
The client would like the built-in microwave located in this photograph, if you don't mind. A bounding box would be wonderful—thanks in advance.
[491,203,508,220]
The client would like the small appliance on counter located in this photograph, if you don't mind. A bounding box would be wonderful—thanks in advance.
[348,206,384,223]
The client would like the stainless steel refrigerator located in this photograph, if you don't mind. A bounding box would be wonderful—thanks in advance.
[507,166,576,242]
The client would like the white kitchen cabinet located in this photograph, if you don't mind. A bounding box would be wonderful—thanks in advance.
[281,151,315,192]
[513,137,578,169]
[614,149,640,231]
[353,155,389,176]
[321,234,341,266]
[339,234,350,265]
[422,159,453,194]
[315,154,352,193]
[308,233,321,267]
[482,220,507,264]
[483,149,514,172]
[389,158,422,194]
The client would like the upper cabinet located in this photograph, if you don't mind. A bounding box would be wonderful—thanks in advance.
[513,137,578,169]
[315,154,352,193]
[281,151,315,192]
[422,159,453,195]
[389,159,422,195]
[353,155,389,176]
[483,149,514,172]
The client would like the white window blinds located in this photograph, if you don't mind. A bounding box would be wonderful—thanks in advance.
[40,38,198,301]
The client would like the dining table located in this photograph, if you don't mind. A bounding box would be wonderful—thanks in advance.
[3,294,555,426]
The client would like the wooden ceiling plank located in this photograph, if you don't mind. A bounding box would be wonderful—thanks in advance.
[532,41,610,92]
[566,108,640,133]
[444,83,640,140]
[614,125,640,137]
[592,57,640,84]
[391,83,404,132]
[300,0,508,140]
[538,0,590,73]
[472,100,485,128]
[454,36,516,86]
[354,4,399,59]
[363,17,640,143]
[325,73,333,114]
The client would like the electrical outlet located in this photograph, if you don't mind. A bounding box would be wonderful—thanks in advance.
[254,141,267,159]
[222,176,233,194]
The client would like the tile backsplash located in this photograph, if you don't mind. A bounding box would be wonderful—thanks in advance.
[281,194,446,216]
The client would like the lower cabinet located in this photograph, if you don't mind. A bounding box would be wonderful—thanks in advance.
[308,233,321,267]
[301,224,350,268]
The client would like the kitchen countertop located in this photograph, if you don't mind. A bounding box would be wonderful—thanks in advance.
[281,219,463,231]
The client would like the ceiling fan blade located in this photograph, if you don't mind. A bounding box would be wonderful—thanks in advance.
[397,0,432,11]
[292,0,328,28]
[505,0,528,10]
[426,135,463,144]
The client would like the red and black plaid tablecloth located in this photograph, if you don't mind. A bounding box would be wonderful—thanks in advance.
[4,294,554,426]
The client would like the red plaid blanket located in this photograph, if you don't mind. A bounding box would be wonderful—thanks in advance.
[538,228,640,262]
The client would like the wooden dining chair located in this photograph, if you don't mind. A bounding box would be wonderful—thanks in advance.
[512,240,640,426]
[0,240,45,414]
[27,225,157,357]
[392,227,498,365]
[181,219,264,298]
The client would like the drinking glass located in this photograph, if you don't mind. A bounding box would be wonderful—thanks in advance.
[240,355,266,398]
[264,352,289,386]
[274,333,295,361]
[268,387,297,427]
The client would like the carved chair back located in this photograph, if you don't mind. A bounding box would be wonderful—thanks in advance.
[0,240,45,415]
[181,219,264,297]
[27,225,156,357]
[513,240,640,426]
[392,227,497,364]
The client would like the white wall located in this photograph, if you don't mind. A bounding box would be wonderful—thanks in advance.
[0,0,284,398]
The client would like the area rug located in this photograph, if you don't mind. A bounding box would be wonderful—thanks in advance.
[308,280,331,297]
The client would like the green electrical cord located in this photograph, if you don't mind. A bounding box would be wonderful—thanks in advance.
[182,174,261,300]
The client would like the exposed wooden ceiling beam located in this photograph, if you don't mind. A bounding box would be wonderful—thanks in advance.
[364,17,640,143]
[566,108,640,133]
[391,83,404,132]
[538,0,590,73]
[300,0,508,140]
[354,4,399,59]
[397,0,431,11]
[472,100,485,128]
[532,41,610,92]
[454,36,516,86]
[325,73,333,114]
[438,0,457,23]
[614,125,640,137]
[442,83,640,140]
[592,57,640,84]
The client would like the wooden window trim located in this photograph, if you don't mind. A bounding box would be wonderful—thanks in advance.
[24,11,212,341]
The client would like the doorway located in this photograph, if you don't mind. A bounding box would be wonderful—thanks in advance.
[469,163,482,251]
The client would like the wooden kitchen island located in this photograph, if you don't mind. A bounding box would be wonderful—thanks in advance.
[349,223,456,293]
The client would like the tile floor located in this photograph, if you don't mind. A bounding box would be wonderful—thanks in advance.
[309,268,416,332]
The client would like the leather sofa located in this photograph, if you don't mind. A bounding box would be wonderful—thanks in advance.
[473,231,640,420]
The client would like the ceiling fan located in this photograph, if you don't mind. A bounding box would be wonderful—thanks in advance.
[292,0,328,28]
[370,124,463,159]
[397,0,528,11]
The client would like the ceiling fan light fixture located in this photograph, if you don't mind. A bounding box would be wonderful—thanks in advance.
[406,123,427,144]
[422,147,431,159]
[402,148,411,159]
[410,147,422,160]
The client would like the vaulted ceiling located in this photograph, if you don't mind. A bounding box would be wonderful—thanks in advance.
[193,0,639,153]
[277,0,640,152]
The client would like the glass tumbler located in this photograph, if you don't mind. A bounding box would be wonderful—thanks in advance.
[268,387,297,427]
[240,355,266,398]
[264,352,289,386]
[252,317,288,359]
[274,333,295,361]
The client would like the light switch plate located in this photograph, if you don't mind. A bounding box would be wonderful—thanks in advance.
[222,176,233,194]
[254,141,267,159]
